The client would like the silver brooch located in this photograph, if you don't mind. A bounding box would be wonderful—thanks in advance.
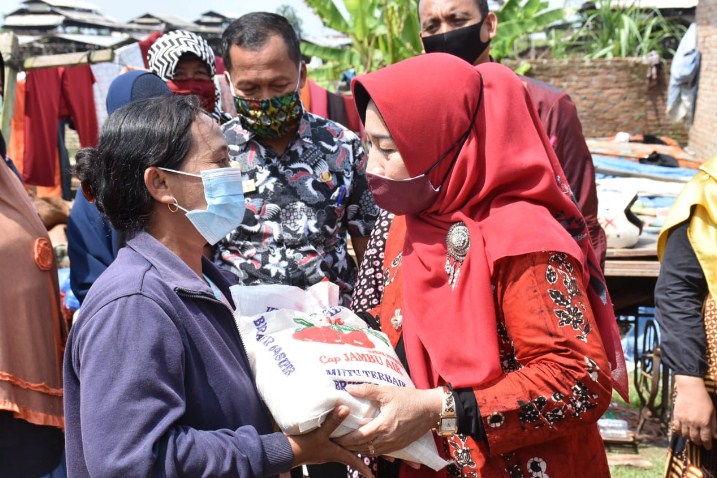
[445,222,470,290]
[390,309,403,330]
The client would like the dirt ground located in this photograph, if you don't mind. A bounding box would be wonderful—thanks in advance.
[606,401,670,477]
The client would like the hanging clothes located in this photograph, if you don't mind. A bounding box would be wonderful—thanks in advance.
[303,80,363,136]
[668,23,700,123]
[327,91,349,129]
[299,81,312,111]
[308,80,328,118]
[23,68,61,186]
[7,78,26,177]
[60,65,98,148]
[35,151,62,199]
[20,65,98,190]
[90,40,148,127]
[342,95,363,137]
[137,31,163,69]
[57,120,72,200]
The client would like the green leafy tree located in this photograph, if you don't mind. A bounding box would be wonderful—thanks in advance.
[303,0,564,81]
[277,4,304,39]
[301,0,422,84]
[492,0,565,62]
[553,0,686,59]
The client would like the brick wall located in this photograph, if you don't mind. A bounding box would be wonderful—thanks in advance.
[503,58,690,146]
[688,0,717,162]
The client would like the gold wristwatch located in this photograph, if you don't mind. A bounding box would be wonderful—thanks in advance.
[436,386,458,436]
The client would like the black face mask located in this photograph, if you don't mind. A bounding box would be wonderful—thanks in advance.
[421,18,491,65]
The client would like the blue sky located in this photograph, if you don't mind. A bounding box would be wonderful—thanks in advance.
[2,0,331,36]
[0,0,583,36]
[3,0,576,37]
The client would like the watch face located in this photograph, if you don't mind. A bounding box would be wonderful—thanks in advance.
[440,417,458,434]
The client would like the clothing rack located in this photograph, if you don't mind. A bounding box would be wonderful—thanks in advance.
[0,32,114,141]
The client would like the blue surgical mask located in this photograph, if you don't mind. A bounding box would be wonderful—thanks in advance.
[159,166,246,245]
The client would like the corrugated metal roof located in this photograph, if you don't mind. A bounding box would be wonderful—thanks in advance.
[36,0,100,11]
[131,13,198,29]
[21,2,55,13]
[53,8,121,27]
[195,10,240,27]
[197,10,239,20]
[3,14,64,27]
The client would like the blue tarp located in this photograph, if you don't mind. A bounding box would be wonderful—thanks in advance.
[593,154,698,182]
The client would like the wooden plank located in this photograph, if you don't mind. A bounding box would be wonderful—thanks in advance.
[22,48,114,70]
[595,164,691,182]
[604,260,661,278]
[605,236,658,259]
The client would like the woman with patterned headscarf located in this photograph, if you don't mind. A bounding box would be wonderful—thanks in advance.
[148,30,230,123]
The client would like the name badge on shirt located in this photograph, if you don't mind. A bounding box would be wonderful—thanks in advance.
[242,178,257,194]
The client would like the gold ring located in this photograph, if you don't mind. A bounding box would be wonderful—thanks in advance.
[368,442,375,456]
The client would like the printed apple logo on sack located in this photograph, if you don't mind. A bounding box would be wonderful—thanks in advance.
[292,317,388,349]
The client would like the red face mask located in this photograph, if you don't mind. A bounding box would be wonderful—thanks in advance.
[166,79,216,113]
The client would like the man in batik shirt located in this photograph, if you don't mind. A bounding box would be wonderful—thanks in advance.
[215,12,378,306]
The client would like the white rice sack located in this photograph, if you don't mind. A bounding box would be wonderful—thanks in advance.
[231,283,449,471]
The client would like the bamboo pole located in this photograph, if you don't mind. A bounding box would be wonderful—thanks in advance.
[0,32,19,141]
[0,31,116,144]
[22,48,114,70]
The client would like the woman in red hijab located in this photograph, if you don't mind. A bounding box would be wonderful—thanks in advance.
[336,53,627,477]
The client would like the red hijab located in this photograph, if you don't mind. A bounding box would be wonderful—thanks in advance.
[352,54,628,400]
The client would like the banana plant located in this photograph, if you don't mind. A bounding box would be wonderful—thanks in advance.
[492,0,566,62]
[301,0,422,82]
[563,0,686,59]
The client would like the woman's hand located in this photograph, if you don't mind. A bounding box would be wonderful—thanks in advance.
[333,384,442,457]
[672,375,717,449]
[288,406,373,478]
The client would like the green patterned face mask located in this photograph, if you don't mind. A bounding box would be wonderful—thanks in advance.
[233,91,303,139]
[230,69,304,139]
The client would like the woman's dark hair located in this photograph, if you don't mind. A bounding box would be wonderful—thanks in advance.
[74,95,202,232]
[222,12,301,70]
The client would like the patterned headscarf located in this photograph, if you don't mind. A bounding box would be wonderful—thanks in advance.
[147,30,229,123]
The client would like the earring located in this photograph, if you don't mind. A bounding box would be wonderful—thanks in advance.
[167,199,179,213]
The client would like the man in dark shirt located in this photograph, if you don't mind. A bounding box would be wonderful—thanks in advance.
[419,0,605,265]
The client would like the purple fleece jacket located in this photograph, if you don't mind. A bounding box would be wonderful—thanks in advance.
[64,232,294,477]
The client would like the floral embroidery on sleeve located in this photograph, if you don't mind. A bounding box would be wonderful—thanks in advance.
[526,457,550,478]
[584,356,600,382]
[516,378,600,429]
[546,253,591,342]
[450,252,611,477]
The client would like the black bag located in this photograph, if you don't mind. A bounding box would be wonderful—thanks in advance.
[639,151,679,168]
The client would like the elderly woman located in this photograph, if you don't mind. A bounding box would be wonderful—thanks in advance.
[63,95,370,478]
[337,54,627,477]
[148,30,230,122]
